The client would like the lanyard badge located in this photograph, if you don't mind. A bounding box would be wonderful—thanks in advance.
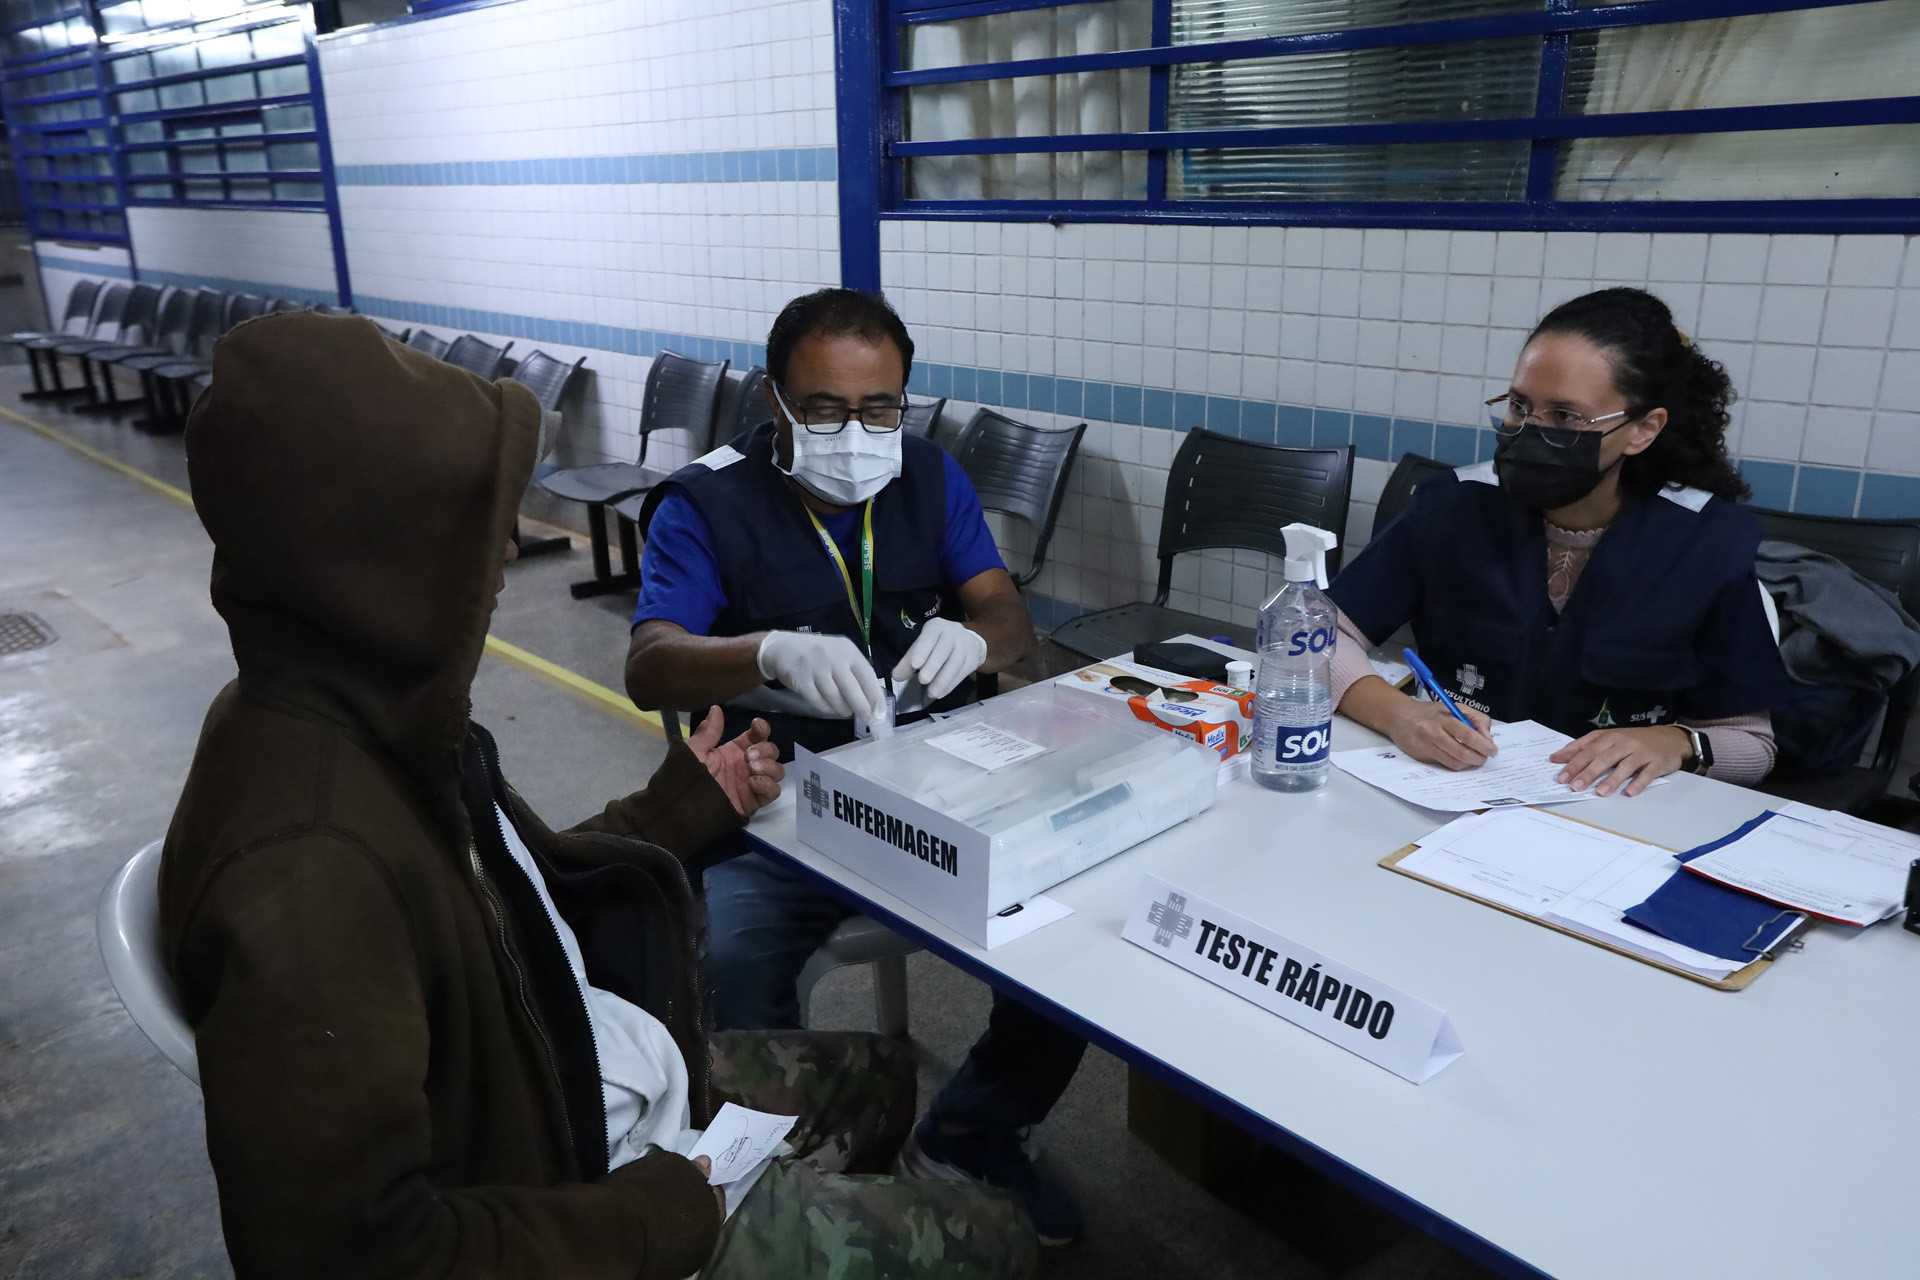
[803,501,875,657]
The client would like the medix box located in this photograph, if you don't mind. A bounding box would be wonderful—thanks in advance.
[1055,659,1256,766]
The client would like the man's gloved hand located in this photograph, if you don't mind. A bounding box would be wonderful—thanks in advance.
[892,618,988,701]
[757,631,885,721]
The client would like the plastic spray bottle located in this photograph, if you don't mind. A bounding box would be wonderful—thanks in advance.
[1251,523,1339,792]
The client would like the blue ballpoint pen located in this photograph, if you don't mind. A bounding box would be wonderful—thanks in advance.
[1402,647,1476,730]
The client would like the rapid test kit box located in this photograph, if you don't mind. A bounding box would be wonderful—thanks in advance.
[1054,659,1256,779]
[794,683,1218,947]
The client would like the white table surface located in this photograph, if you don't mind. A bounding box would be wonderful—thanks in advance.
[746,653,1920,1280]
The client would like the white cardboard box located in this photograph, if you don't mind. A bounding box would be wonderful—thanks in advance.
[794,684,1218,946]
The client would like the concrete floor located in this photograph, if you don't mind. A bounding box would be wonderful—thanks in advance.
[0,364,1485,1279]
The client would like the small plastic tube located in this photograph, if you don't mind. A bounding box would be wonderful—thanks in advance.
[1225,660,1253,689]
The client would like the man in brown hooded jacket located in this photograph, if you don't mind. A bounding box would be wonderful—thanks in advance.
[160,312,1037,1278]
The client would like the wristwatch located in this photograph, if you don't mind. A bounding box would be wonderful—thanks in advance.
[1678,724,1714,776]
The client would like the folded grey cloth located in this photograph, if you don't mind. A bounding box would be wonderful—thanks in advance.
[1757,539,1920,691]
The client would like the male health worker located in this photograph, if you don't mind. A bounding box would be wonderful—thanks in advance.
[625,287,1088,1244]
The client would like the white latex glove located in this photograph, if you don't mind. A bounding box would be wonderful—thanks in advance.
[891,618,988,701]
[757,631,885,721]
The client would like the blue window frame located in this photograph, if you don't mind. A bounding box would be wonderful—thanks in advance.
[1,5,125,242]
[0,0,343,246]
[98,2,328,211]
[865,0,1920,232]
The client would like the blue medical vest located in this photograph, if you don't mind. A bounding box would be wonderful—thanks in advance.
[1329,471,1790,738]
[656,422,969,750]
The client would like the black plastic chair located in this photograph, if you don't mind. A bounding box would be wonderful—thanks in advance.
[537,350,728,599]
[510,349,585,414]
[1374,452,1457,536]
[924,401,970,455]
[265,298,303,314]
[10,276,103,400]
[952,408,1085,589]
[444,334,515,380]
[63,284,165,411]
[141,294,265,432]
[902,396,949,441]
[72,285,182,412]
[407,329,451,360]
[719,366,770,444]
[115,289,226,434]
[503,349,588,560]
[1051,428,1354,660]
[92,286,188,365]
[1749,509,1920,816]
[28,282,130,403]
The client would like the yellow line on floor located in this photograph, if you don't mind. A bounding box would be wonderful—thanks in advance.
[483,636,663,736]
[1,404,663,739]
[0,403,195,507]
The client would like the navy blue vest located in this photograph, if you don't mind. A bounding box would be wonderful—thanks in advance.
[1330,474,1789,739]
[659,422,969,748]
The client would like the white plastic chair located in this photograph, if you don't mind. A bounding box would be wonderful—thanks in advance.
[98,840,200,1086]
[795,916,918,1039]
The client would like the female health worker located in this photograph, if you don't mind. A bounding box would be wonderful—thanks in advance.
[1326,287,1790,797]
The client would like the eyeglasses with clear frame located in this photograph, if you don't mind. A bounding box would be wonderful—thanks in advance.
[1485,392,1636,450]
[773,383,910,435]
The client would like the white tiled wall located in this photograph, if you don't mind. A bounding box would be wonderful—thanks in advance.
[126,206,339,302]
[885,223,1920,631]
[319,0,839,475]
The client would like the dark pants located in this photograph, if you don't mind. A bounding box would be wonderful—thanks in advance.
[704,849,1088,1136]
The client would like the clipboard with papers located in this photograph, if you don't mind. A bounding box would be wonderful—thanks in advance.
[1380,807,1800,991]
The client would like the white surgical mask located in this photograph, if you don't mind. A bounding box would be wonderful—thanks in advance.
[773,391,904,506]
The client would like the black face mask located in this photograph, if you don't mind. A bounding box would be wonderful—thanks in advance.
[1493,424,1623,511]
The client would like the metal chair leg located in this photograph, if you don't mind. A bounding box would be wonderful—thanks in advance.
[511,522,570,558]
[569,503,641,598]
[873,954,910,1039]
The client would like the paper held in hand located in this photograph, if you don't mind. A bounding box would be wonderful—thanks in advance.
[688,1103,798,1185]
[1121,875,1464,1084]
[1332,719,1663,812]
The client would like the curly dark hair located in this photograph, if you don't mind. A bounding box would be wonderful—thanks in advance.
[765,288,914,387]
[1529,287,1747,501]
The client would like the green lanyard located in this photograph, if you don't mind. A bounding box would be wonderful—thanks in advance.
[804,501,875,656]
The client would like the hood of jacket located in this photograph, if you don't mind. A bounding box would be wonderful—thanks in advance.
[185,312,539,810]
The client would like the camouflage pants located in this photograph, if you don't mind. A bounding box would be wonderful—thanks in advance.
[703,1030,1038,1280]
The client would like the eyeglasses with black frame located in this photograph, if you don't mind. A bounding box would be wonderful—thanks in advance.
[774,383,911,435]
[1485,392,1636,450]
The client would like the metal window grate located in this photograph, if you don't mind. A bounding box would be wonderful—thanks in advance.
[0,612,57,655]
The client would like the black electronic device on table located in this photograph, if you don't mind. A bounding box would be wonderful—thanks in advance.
[1905,859,1920,936]
[1133,640,1232,684]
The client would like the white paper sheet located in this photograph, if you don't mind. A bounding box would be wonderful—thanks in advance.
[1544,842,1745,980]
[1333,719,1660,811]
[1403,809,1744,979]
[1404,808,1644,911]
[1684,811,1912,926]
[687,1103,798,1186]
[1369,658,1413,688]
[922,722,1049,770]
[984,893,1073,948]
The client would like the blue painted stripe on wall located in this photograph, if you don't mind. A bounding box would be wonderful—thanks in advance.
[335,147,839,188]
[134,268,339,307]
[37,254,134,280]
[354,295,769,373]
[295,281,1920,525]
[37,257,334,305]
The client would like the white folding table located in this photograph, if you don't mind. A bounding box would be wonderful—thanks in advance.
[745,696,1920,1279]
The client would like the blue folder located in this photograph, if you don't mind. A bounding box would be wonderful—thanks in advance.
[1621,812,1805,963]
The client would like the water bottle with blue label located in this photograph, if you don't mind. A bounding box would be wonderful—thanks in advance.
[1251,523,1340,792]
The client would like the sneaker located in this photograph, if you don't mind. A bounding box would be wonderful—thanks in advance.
[895,1117,1084,1246]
